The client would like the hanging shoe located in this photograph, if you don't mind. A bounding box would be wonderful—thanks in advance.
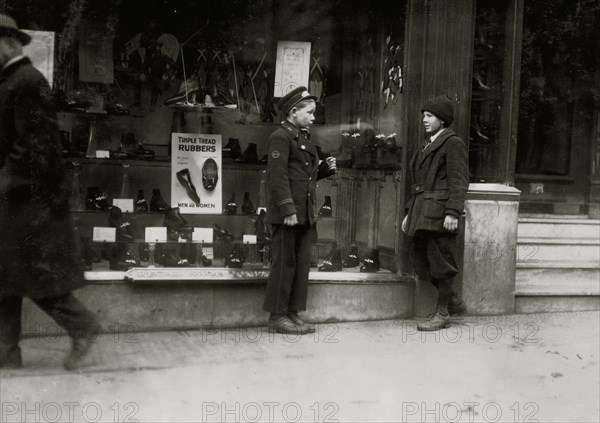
[235,142,259,165]
[135,189,148,212]
[85,187,109,211]
[164,207,194,241]
[318,195,333,217]
[222,138,242,159]
[318,248,342,272]
[417,307,450,331]
[150,189,168,212]
[224,193,237,215]
[202,158,219,191]
[176,168,201,204]
[360,248,381,273]
[343,245,360,268]
[242,192,256,214]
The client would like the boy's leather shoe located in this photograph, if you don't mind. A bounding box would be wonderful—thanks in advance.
[269,316,311,335]
[288,312,316,333]
[417,308,450,331]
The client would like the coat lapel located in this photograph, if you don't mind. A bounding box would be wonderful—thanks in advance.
[417,129,456,168]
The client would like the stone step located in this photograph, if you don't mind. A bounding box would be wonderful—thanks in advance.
[516,238,600,263]
[518,217,600,240]
[516,268,600,293]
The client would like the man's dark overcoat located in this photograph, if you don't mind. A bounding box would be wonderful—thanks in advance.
[0,57,85,297]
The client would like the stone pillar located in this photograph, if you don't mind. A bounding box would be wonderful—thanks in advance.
[334,168,360,246]
[461,184,521,315]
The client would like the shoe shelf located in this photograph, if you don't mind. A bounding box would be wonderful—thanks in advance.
[67,157,267,170]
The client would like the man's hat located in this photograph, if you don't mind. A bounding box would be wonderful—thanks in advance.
[278,86,317,115]
[421,96,454,126]
[0,14,31,45]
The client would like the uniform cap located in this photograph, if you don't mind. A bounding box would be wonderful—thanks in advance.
[278,86,317,115]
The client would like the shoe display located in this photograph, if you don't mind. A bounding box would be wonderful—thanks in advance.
[214,223,233,241]
[105,103,130,116]
[242,192,256,214]
[150,189,168,212]
[223,138,242,159]
[343,245,360,268]
[226,244,245,268]
[108,206,134,242]
[135,189,148,212]
[268,315,312,335]
[224,193,237,215]
[164,207,194,240]
[376,133,400,169]
[202,158,219,191]
[110,245,140,270]
[164,79,201,106]
[235,142,259,165]
[417,308,450,331]
[85,187,109,211]
[360,248,380,272]
[117,133,155,160]
[63,323,100,370]
[336,130,354,168]
[176,168,201,204]
[318,195,333,217]
[318,248,342,272]
[288,312,316,333]
[155,244,192,267]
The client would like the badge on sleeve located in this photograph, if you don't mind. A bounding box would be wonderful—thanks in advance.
[271,151,280,159]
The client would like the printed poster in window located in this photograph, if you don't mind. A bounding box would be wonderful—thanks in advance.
[23,30,55,88]
[171,133,222,214]
[274,41,311,98]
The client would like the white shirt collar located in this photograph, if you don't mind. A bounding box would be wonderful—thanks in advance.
[430,128,445,142]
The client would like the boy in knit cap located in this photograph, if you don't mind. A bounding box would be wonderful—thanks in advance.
[262,86,336,334]
[402,96,469,330]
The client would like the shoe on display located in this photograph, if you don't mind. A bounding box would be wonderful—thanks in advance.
[343,245,360,268]
[201,254,212,267]
[150,189,168,212]
[135,189,148,212]
[119,133,155,160]
[336,130,354,168]
[353,128,375,169]
[109,246,140,271]
[155,244,192,267]
[176,168,201,204]
[202,158,219,191]
[164,207,194,241]
[417,308,450,331]
[318,248,342,272]
[259,154,269,165]
[255,209,270,241]
[242,192,256,214]
[222,138,242,159]
[376,133,400,170]
[213,223,233,241]
[318,195,333,217]
[108,206,134,242]
[360,248,381,273]
[105,103,130,116]
[226,244,245,268]
[224,193,237,215]
[85,187,109,211]
[235,142,259,165]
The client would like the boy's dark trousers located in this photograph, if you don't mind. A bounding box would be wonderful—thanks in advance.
[263,223,315,314]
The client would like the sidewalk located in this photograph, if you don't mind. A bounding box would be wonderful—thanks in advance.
[1,311,599,422]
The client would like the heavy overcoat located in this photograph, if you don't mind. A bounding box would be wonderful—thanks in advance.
[0,57,85,297]
[405,128,469,237]
[265,121,333,225]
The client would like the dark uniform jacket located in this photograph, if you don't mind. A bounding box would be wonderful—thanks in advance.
[265,121,334,225]
[405,128,469,237]
[0,57,86,297]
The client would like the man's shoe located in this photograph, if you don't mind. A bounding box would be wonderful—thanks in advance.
[0,346,23,369]
[448,294,467,315]
[63,324,100,370]
[202,158,219,191]
[359,249,381,272]
[417,309,450,331]
[318,195,333,217]
[288,312,316,333]
[269,316,311,335]
[164,207,194,240]
[242,192,256,214]
[150,189,168,212]
[223,138,242,159]
[318,248,342,272]
[343,245,360,268]
[224,193,237,215]
[135,189,149,212]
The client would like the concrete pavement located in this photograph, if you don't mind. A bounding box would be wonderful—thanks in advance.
[1,311,599,422]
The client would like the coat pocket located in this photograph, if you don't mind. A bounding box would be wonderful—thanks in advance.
[422,190,449,219]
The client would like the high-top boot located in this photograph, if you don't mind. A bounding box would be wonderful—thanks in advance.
[202,158,219,191]
[318,248,342,272]
[235,142,259,164]
[176,168,201,204]
[343,245,360,268]
[135,189,148,212]
[336,130,354,168]
[360,248,380,272]
[164,207,194,241]
[155,244,191,267]
[108,206,134,242]
[224,193,237,215]
[85,187,109,211]
[376,133,400,169]
[110,243,140,270]
[223,138,242,159]
[242,192,256,214]
[226,244,245,268]
[150,189,168,212]
[318,195,333,217]
[213,223,233,241]
[353,128,375,169]
[119,132,155,160]
[255,209,270,262]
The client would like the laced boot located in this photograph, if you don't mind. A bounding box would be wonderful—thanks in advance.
[288,311,316,333]
[150,189,168,212]
[417,306,450,331]
[176,168,201,205]
[226,244,245,268]
[85,187,109,211]
[318,195,333,217]
[108,206,134,242]
[222,138,242,159]
[318,248,342,272]
[235,142,259,164]
[224,193,237,215]
[242,192,256,214]
[135,189,148,212]
[164,207,194,241]
[343,245,360,268]
[110,244,140,270]
[360,248,381,272]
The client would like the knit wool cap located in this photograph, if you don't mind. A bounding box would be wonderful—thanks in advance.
[421,96,454,126]
[0,14,31,45]
[278,86,317,116]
